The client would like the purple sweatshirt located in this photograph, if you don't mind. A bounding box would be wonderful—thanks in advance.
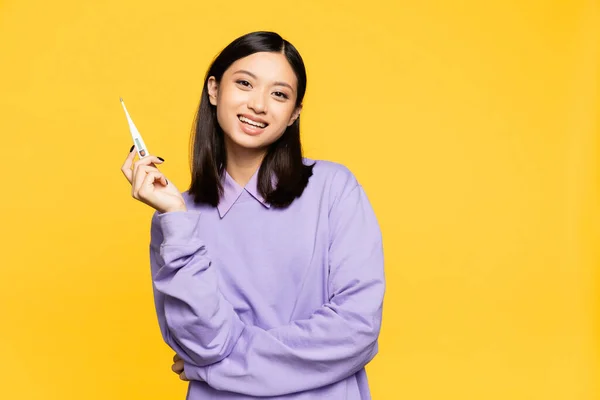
[149,159,385,399]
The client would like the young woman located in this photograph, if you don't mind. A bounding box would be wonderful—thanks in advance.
[121,31,385,399]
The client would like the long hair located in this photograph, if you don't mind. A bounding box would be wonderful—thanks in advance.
[188,31,314,208]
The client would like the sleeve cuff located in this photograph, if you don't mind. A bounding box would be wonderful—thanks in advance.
[157,210,202,246]
[184,361,210,383]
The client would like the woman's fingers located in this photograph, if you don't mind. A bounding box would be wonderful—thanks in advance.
[139,170,168,201]
[121,147,164,186]
[132,155,164,181]
[132,165,155,198]
[120,147,137,184]
[133,168,167,200]
[171,354,191,381]
[171,359,184,373]
[122,149,182,213]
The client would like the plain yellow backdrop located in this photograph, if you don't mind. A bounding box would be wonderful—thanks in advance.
[0,0,597,399]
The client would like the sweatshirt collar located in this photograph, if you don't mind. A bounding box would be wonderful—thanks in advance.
[217,168,271,218]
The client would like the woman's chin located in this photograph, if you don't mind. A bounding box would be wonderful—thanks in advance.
[225,132,270,152]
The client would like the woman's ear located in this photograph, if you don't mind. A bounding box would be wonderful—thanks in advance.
[207,76,218,106]
[287,104,303,126]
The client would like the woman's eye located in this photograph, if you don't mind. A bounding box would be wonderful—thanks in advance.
[273,91,288,99]
[236,80,251,87]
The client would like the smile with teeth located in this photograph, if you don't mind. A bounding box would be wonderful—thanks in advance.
[238,115,268,128]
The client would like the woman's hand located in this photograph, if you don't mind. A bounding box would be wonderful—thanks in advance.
[121,147,187,213]
[172,353,189,381]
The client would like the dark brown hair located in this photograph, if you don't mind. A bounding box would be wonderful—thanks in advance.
[187,31,314,208]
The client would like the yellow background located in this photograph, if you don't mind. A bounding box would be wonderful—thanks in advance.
[0,0,597,398]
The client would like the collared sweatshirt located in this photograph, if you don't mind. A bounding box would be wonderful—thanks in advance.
[149,159,385,399]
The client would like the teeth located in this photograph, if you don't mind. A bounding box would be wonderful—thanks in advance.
[239,115,266,128]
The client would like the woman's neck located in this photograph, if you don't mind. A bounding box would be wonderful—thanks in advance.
[225,140,267,187]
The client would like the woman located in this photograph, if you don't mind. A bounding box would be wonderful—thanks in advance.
[121,31,385,399]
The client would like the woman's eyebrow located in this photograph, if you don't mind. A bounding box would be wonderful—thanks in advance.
[233,69,295,92]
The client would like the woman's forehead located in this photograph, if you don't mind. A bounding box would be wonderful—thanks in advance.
[227,52,297,86]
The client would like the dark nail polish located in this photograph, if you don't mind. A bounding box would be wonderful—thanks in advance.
[166,179,169,185]
[157,157,165,162]
[129,145,135,152]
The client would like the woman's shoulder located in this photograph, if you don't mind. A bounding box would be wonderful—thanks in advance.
[304,157,358,180]
[303,157,360,196]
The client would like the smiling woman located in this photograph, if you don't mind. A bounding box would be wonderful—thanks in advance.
[189,33,312,209]
[121,31,385,400]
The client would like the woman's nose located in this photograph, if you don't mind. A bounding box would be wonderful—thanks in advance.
[248,90,267,114]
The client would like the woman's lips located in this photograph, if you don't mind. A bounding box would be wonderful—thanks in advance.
[238,114,268,126]
[238,117,266,135]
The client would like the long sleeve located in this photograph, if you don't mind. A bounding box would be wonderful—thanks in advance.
[149,180,385,396]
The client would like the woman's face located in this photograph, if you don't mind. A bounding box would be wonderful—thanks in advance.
[207,51,301,153]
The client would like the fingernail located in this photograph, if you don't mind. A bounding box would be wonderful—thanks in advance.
[129,145,135,152]
[166,178,169,185]
[157,156,165,162]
